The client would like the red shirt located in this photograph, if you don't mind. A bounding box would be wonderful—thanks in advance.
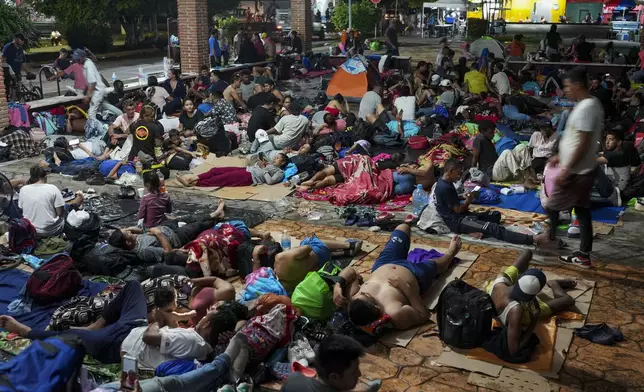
[137,192,172,228]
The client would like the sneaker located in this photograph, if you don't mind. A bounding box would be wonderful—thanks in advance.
[559,251,592,269]
[85,174,106,186]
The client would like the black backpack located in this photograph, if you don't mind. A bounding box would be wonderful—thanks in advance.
[437,279,496,349]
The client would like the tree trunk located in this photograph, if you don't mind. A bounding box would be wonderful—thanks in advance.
[153,12,159,41]
[121,15,144,48]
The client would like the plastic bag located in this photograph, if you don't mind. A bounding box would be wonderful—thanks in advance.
[291,263,341,320]
[242,267,287,302]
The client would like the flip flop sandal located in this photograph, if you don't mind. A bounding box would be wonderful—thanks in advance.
[344,239,363,257]
[376,212,394,222]
[404,214,418,224]
[344,215,359,226]
[357,216,375,227]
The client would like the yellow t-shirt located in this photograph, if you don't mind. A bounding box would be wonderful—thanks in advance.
[464,70,489,94]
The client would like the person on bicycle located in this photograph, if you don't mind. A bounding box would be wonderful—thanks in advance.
[2,33,33,99]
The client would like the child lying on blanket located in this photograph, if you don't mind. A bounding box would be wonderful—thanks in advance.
[488,249,576,357]
[176,153,290,187]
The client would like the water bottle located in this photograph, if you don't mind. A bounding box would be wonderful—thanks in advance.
[280,230,291,250]
[137,67,144,86]
[432,124,442,140]
[111,72,117,84]
[412,184,428,216]
[157,171,166,193]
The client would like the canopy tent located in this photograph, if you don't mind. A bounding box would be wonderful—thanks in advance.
[470,37,506,59]
[421,0,466,37]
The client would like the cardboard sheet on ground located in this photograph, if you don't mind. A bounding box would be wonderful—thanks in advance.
[164,177,221,192]
[204,156,249,167]
[380,243,479,348]
[248,185,294,201]
[468,368,560,392]
[213,186,258,200]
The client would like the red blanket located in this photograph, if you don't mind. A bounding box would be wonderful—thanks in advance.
[302,155,393,206]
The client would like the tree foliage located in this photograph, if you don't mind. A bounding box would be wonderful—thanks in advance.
[0,2,39,47]
[331,0,380,33]
[208,0,243,18]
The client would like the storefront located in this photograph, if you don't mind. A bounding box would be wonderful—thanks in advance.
[466,0,566,22]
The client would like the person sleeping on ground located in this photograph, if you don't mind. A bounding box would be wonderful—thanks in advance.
[488,249,576,357]
[435,159,552,246]
[108,200,226,264]
[0,281,237,369]
[176,152,290,188]
[332,224,462,330]
[270,236,363,293]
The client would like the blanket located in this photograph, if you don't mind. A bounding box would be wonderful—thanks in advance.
[326,155,394,205]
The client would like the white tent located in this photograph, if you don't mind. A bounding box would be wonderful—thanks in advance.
[421,0,466,37]
[470,37,506,59]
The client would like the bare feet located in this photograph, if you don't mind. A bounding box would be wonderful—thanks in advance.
[447,235,462,256]
[176,175,192,187]
[0,315,31,337]
[469,232,484,240]
[209,199,225,219]
[301,179,314,187]
[295,185,311,193]
[549,279,577,289]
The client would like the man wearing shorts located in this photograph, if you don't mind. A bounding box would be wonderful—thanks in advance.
[273,235,363,293]
[333,224,462,330]
[488,249,576,356]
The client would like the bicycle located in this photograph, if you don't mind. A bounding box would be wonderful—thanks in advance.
[6,72,43,103]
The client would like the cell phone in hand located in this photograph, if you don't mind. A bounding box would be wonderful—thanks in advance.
[120,355,138,391]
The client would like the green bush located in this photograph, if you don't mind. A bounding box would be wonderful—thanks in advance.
[0,3,39,48]
[467,18,488,40]
[64,23,113,52]
[218,16,240,40]
[331,0,380,34]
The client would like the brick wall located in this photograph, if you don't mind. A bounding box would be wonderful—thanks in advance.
[0,66,8,129]
[291,0,313,52]
[177,0,210,74]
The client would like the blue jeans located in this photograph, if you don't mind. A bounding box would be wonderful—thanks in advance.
[502,105,531,121]
[26,281,147,364]
[416,107,434,117]
[556,110,570,136]
[630,69,644,83]
[101,354,231,392]
[393,172,415,195]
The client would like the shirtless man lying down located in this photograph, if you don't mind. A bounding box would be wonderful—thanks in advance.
[333,223,461,330]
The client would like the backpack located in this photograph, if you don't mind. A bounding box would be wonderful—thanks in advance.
[291,262,342,320]
[26,254,82,304]
[436,279,496,349]
[33,112,60,135]
[0,335,85,392]
[408,135,430,150]
[8,218,37,254]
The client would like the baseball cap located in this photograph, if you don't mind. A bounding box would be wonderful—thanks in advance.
[510,268,547,303]
[430,74,441,85]
[439,79,452,87]
[255,129,270,143]
[72,49,86,62]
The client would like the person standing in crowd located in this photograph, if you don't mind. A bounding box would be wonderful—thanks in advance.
[290,31,303,54]
[2,33,31,98]
[209,29,222,67]
[385,20,400,56]
[48,50,88,95]
[74,49,122,119]
[544,24,562,59]
[537,67,603,268]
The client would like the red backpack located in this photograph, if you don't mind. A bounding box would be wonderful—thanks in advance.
[408,135,430,150]
[26,254,82,304]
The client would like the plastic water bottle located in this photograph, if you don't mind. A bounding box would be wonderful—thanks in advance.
[280,230,291,250]
[137,67,144,86]
[111,72,117,84]
[412,184,428,216]
[157,171,166,193]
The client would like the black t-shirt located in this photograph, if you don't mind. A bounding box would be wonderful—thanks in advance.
[545,31,561,49]
[473,134,499,173]
[575,42,595,62]
[246,106,275,142]
[129,120,163,160]
[247,92,274,111]
[385,27,399,48]
[604,143,640,167]
[179,110,205,131]
[435,177,462,227]
[292,36,303,54]
[590,87,615,118]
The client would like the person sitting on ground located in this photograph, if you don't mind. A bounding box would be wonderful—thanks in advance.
[281,335,381,392]
[436,79,461,109]
[163,69,187,115]
[146,75,171,114]
[224,74,248,112]
[107,99,139,147]
[247,94,279,142]
[472,120,499,178]
[491,62,512,96]
[0,281,245,370]
[177,153,290,188]
[529,123,558,174]
[247,84,276,111]
[109,200,226,264]
[598,129,640,193]
[463,62,490,94]
[334,224,462,330]
[506,34,526,60]
[325,94,349,117]
[250,101,308,153]
[188,65,212,101]
[436,159,548,246]
[209,70,229,95]
[488,250,576,356]
[179,99,205,133]
[589,75,616,119]
[274,236,363,293]
[210,90,238,125]
[413,61,430,90]
[128,105,163,162]
[279,95,293,118]
[238,70,257,103]
[313,113,347,136]
[162,128,198,170]
[358,83,383,121]
[18,166,84,237]
[435,56,453,80]
[138,170,172,229]
[572,34,595,63]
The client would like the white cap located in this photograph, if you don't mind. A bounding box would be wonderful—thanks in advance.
[255,129,269,143]
[431,74,441,85]
[439,79,452,87]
